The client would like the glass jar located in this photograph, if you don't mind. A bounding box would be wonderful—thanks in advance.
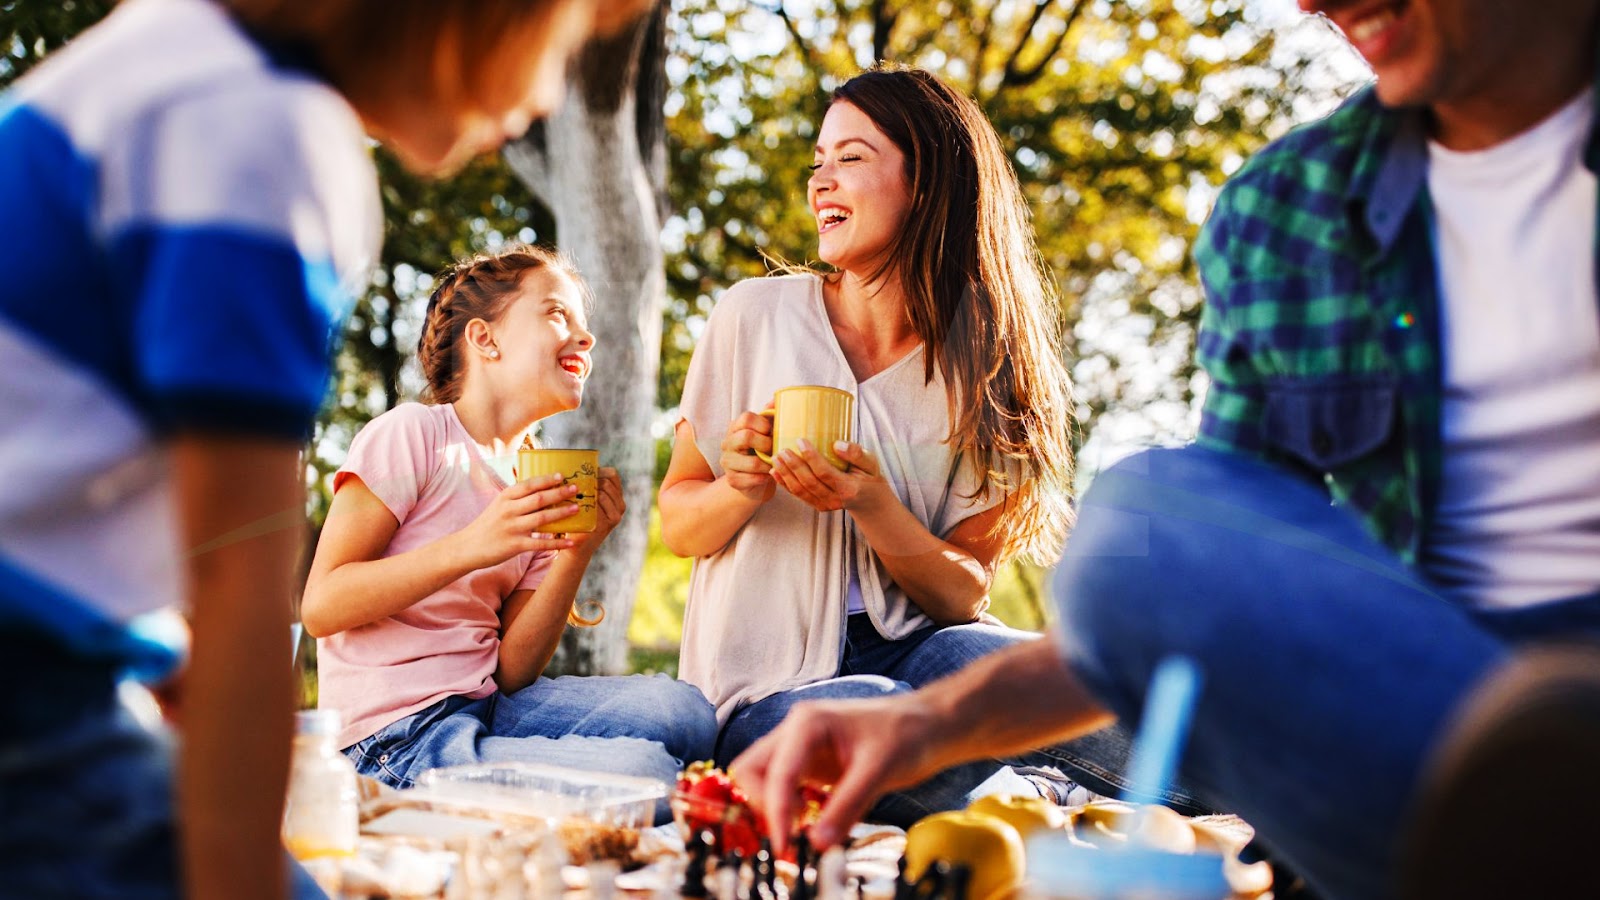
[283,709,359,892]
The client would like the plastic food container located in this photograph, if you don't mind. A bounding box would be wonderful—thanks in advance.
[414,762,667,829]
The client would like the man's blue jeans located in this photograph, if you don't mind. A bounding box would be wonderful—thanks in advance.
[344,673,718,825]
[1054,446,1600,900]
[715,615,1210,826]
[0,636,327,899]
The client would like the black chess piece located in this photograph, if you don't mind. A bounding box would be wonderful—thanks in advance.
[917,861,952,899]
[893,855,913,900]
[726,850,747,900]
[683,828,714,898]
[942,863,971,900]
[752,839,777,900]
[792,832,814,900]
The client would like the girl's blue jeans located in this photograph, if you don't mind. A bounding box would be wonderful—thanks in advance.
[343,673,718,825]
[1054,446,1600,900]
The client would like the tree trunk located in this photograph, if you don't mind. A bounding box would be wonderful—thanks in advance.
[503,4,667,675]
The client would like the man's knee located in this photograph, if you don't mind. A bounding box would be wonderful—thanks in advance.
[1051,447,1265,714]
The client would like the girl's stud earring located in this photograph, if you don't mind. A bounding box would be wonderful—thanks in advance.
[489,350,501,360]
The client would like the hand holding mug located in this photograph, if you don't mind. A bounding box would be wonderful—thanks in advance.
[719,409,778,503]
[461,473,580,567]
[566,467,625,551]
[771,439,887,513]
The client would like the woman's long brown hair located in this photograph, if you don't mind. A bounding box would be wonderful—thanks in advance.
[829,65,1076,564]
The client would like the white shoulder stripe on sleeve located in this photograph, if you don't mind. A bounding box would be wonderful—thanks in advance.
[98,77,378,282]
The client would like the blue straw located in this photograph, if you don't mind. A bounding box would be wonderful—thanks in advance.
[1120,655,1203,806]
[1025,656,1222,898]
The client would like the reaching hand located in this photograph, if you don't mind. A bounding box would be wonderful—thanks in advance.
[730,692,944,854]
[769,440,887,513]
[719,408,778,502]
[459,473,580,567]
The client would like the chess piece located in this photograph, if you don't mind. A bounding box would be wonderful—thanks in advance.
[752,839,777,900]
[683,829,714,898]
[942,864,971,900]
[715,851,740,900]
[725,850,747,900]
[792,833,814,900]
[894,855,914,900]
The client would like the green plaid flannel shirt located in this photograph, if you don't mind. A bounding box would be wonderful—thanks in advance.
[1192,84,1600,564]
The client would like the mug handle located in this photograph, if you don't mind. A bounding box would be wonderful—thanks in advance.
[752,408,777,464]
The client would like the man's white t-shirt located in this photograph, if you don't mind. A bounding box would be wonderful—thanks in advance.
[1424,88,1600,609]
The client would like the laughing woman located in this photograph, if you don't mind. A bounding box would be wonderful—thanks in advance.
[660,66,1194,821]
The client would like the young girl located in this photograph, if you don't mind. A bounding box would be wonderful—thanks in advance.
[302,245,715,816]
[661,66,1204,821]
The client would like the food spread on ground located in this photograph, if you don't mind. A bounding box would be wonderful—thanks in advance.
[315,763,1269,899]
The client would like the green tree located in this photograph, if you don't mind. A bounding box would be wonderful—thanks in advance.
[4,0,1365,656]
[661,0,1331,439]
[0,0,112,84]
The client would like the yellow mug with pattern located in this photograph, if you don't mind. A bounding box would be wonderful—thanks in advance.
[515,448,599,533]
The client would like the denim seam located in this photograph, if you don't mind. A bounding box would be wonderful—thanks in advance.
[1016,746,1204,810]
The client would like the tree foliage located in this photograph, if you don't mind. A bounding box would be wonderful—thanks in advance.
[660,0,1330,453]
[0,0,112,84]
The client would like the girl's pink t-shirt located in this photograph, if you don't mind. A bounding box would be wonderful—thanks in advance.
[316,402,553,749]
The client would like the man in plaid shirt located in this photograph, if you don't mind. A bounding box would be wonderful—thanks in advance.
[730,2,1600,898]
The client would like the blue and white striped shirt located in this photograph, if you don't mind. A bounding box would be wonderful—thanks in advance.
[0,0,380,670]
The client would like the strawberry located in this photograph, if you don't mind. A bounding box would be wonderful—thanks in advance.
[674,762,828,859]
[688,771,737,806]
[720,817,761,857]
[677,762,740,839]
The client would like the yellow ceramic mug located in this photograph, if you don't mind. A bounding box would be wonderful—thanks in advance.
[754,385,855,471]
[516,448,599,533]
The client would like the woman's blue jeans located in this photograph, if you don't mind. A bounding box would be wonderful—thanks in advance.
[1054,446,1600,900]
[715,616,1209,826]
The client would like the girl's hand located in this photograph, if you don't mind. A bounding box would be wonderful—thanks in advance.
[568,467,625,551]
[460,474,581,567]
[770,440,888,513]
[719,408,777,503]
